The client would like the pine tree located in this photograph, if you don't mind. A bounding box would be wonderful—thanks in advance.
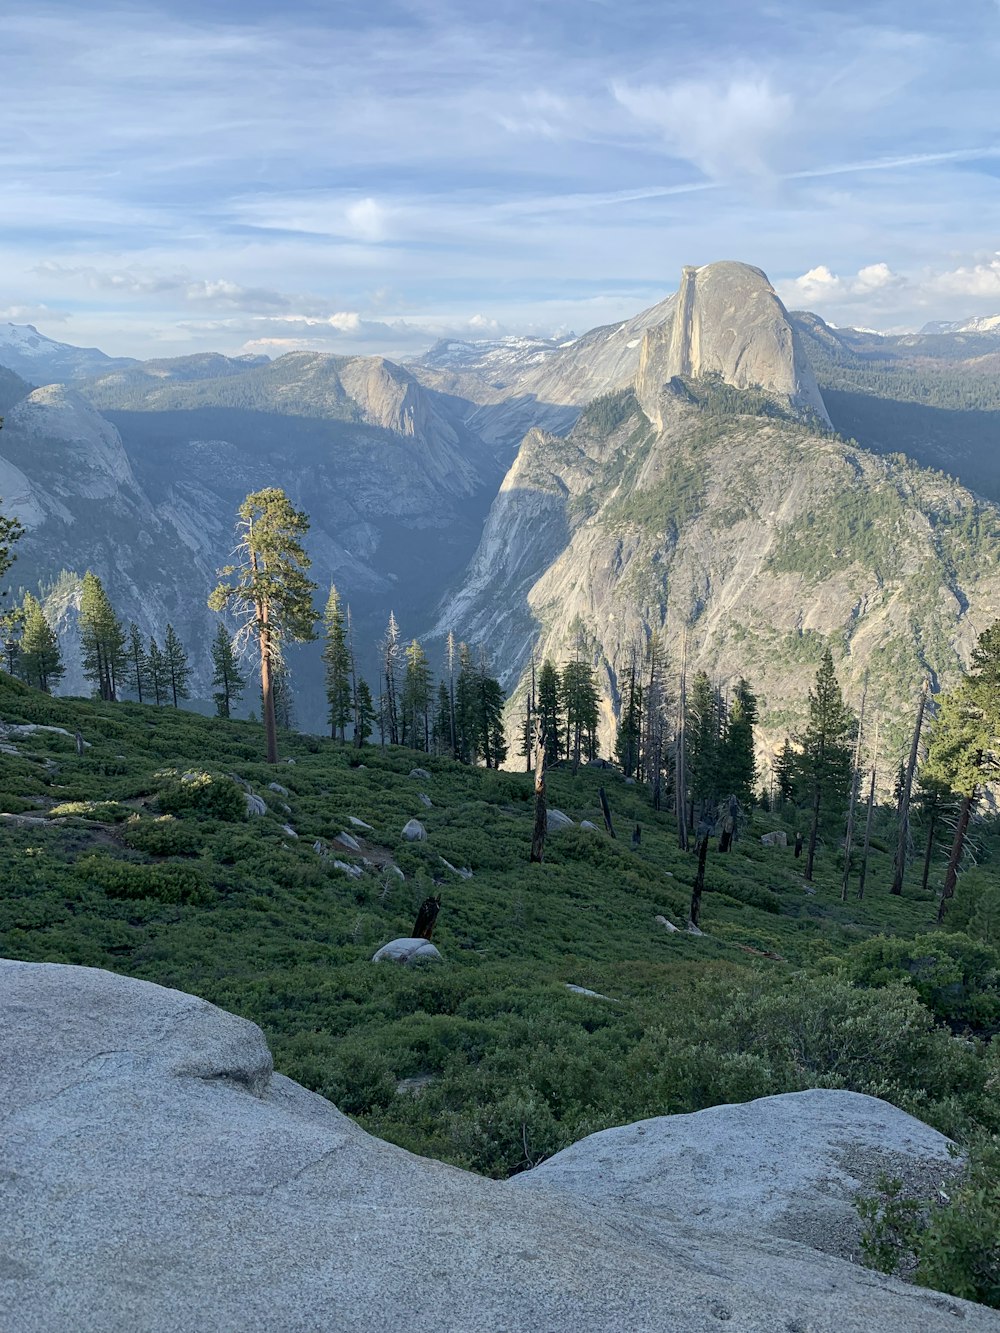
[797,649,856,881]
[353,677,376,746]
[321,585,351,740]
[561,654,600,770]
[476,652,508,769]
[718,678,758,807]
[641,634,671,808]
[454,642,478,763]
[124,623,149,703]
[209,489,318,764]
[615,646,641,778]
[211,622,246,718]
[774,738,796,806]
[401,639,432,750]
[162,624,191,708]
[380,611,402,746]
[433,680,452,755]
[536,658,562,766]
[78,572,125,701]
[17,593,64,693]
[686,671,721,824]
[518,648,537,773]
[445,630,458,759]
[147,638,167,706]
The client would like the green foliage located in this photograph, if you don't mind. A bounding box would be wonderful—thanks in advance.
[16,592,64,693]
[839,932,1000,1029]
[579,389,641,436]
[79,571,126,701]
[162,623,191,707]
[211,622,247,719]
[78,853,212,905]
[155,770,246,822]
[321,585,351,739]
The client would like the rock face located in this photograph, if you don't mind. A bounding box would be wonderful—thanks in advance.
[3,959,997,1333]
[513,1088,958,1264]
[635,262,831,428]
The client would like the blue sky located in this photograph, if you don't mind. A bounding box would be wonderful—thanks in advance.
[3,0,1000,357]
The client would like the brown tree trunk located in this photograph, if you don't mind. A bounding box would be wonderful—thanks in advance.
[938,785,977,922]
[530,726,547,864]
[260,607,279,765]
[921,809,937,894]
[598,786,616,838]
[690,831,709,928]
[805,782,821,881]
[857,762,877,899]
[891,681,928,896]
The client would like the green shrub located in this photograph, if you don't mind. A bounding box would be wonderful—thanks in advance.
[155,770,246,822]
[77,853,211,905]
[839,932,1000,1028]
[121,815,202,857]
[48,800,132,823]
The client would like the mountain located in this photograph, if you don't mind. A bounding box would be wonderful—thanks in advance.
[921,314,1000,335]
[791,312,1000,501]
[0,349,504,718]
[438,263,1000,762]
[0,324,136,384]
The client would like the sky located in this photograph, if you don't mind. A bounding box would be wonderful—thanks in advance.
[3,0,1000,359]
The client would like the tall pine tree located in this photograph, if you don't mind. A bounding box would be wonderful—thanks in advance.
[321,585,351,740]
[162,624,191,708]
[536,658,562,766]
[124,623,149,703]
[211,622,246,718]
[17,594,64,693]
[79,572,125,701]
[797,649,855,881]
[401,639,432,750]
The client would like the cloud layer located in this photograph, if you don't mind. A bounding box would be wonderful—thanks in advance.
[3,2,1000,355]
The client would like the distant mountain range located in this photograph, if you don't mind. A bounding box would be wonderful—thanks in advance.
[2,265,1000,762]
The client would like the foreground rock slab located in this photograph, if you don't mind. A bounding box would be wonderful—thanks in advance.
[3,959,998,1333]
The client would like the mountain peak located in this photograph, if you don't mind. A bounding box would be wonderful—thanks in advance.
[636,261,831,427]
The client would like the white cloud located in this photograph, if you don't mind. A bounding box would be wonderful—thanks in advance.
[777,262,905,307]
[0,303,70,324]
[926,254,1000,298]
[613,75,794,179]
[343,198,389,243]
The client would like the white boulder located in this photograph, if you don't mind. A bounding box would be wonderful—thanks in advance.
[402,819,427,841]
[244,793,267,818]
[409,767,431,780]
[335,832,362,852]
[761,831,788,848]
[371,938,442,965]
[547,809,574,831]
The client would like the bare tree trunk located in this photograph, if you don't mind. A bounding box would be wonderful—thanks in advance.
[841,678,867,901]
[676,633,688,851]
[891,680,928,896]
[530,725,547,864]
[260,601,279,765]
[805,781,821,881]
[690,831,709,928]
[938,785,977,922]
[598,786,616,838]
[921,808,937,894]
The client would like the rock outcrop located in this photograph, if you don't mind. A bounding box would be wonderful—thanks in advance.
[4,959,997,1333]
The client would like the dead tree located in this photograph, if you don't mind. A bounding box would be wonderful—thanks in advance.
[675,632,689,851]
[530,722,547,864]
[938,777,979,922]
[890,680,929,896]
[598,786,616,838]
[412,894,441,940]
[689,829,710,928]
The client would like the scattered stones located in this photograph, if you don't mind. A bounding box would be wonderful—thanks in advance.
[547,809,574,831]
[285,758,296,765]
[401,819,427,842]
[761,831,788,848]
[371,937,442,965]
[282,824,298,839]
[418,792,433,808]
[439,858,473,880]
[244,793,267,818]
[180,771,200,783]
[654,915,680,933]
[348,816,373,830]
[312,840,325,855]
[579,820,599,832]
[686,923,705,936]
[1,723,90,746]
[334,860,363,880]
[335,832,362,852]
[268,783,290,797]
[409,767,431,780]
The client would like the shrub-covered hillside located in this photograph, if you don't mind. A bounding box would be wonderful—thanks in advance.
[1,672,998,1188]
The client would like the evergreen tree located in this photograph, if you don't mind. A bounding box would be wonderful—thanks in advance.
[321,585,351,740]
[718,678,758,807]
[162,624,191,708]
[641,633,671,807]
[686,671,721,824]
[774,738,796,806]
[615,646,641,778]
[78,572,125,701]
[147,638,167,706]
[433,680,453,755]
[210,622,246,718]
[925,622,1000,919]
[476,652,508,769]
[561,654,600,770]
[454,641,478,763]
[271,653,295,731]
[353,677,376,746]
[518,649,537,773]
[0,605,24,674]
[209,488,318,764]
[125,623,149,703]
[797,649,855,881]
[380,611,402,746]
[536,658,562,766]
[17,593,64,693]
[401,639,432,750]
[445,630,458,759]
